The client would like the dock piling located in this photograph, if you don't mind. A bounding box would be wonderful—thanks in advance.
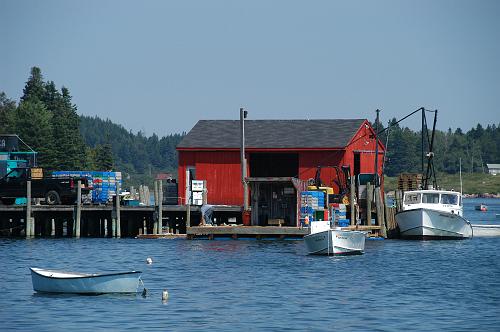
[158,180,163,235]
[26,181,32,238]
[116,182,121,238]
[350,175,356,226]
[375,187,387,238]
[154,180,159,234]
[366,182,373,225]
[75,180,82,238]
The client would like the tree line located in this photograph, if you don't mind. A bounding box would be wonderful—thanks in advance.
[0,67,183,186]
[372,116,500,177]
[1,67,498,186]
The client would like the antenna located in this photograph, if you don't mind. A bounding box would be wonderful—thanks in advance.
[459,157,463,196]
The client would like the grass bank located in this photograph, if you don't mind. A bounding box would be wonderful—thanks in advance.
[384,173,500,195]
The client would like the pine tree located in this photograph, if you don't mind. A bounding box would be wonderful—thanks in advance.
[94,143,114,171]
[48,86,87,169]
[21,67,45,103]
[0,92,16,134]
[14,100,54,168]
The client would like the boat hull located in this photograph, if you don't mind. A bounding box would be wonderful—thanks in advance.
[395,208,473,239]
[304,229,366,255]
[30,268,142,294]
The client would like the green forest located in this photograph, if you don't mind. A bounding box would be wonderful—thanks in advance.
[0,67,183,186]
[1,67,499,188]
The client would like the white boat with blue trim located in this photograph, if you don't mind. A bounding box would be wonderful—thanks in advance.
[395,190,473,239]
[30,268,142,294]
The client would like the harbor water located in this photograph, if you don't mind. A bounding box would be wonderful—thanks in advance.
[1,199,499,331]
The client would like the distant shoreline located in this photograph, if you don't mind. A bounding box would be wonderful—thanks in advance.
[385,191,500,199]
[463,193,500,199]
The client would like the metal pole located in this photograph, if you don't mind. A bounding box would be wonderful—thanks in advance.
[421,108,425,176]
[26,180,32,238]
[240,108,249,211]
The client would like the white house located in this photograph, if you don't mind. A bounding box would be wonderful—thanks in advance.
[486,164,500,175]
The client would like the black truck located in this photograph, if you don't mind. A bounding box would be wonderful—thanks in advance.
[0,168,90,205]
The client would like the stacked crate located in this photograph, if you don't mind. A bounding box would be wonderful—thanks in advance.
[300,191,326,226]
[397,173,423,191]
[52,171,122,204]
[331,203,349,227]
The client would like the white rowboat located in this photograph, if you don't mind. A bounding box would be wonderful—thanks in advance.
[30,268,142,294]
[304,220,366,255]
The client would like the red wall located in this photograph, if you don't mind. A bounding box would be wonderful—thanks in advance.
[178,151,244,205]
[342,120,385,184]
[177,121,385,206]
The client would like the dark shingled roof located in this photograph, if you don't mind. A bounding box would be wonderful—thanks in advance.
[177,119,367,149]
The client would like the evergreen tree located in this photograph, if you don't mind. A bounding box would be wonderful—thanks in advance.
[94,143,114,171]
[0,92,16,133]
[48,86,87,169]
[14,100,54,168]
[21,67,45,103]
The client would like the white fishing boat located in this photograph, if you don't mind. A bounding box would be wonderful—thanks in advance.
[304,220,366,255]
[30,268,142,294]
[395,190,473,239]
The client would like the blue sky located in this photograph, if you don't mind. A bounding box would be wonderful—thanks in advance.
[1,0,499,136]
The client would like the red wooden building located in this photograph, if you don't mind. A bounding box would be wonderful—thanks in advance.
[177,119,385,226]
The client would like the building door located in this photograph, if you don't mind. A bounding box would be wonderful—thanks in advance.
[354,153,360,176]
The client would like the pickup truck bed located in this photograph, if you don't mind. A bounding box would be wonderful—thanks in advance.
[0,168,90,205]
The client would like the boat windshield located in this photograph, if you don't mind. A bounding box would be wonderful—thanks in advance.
[440,194,459,205]
[404,193,421,204]
[422,193,440,204]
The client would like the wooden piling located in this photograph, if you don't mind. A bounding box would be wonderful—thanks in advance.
[350,175,356,226]
[116,182,121,238]
[26,181,32,238]
[366,182,372,226]
[153,180,159,234]
[75,180,82,238]
[103,218,108,237]
[375,187,387,238]
[158,180,163,235]
[51,218,55,237]
[186,202,191,228]
[112,217,117,237]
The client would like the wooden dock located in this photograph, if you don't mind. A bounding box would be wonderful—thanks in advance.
[187,225,308,239]
[471,224,500,237]
[0,202,245,238]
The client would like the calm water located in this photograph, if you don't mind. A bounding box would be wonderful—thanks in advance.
[1,199,499,331]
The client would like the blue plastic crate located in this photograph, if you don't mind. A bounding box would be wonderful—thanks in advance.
[338,219,350,227]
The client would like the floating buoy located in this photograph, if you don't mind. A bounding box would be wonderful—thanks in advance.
[162,289,169,301]
[146,257,153,264]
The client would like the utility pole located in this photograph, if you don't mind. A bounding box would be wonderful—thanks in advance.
[240,108,248,211]
[374,109,380,187]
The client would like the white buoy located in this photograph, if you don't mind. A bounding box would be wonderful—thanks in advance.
[146,257,153,264]
[162,289,169,301]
